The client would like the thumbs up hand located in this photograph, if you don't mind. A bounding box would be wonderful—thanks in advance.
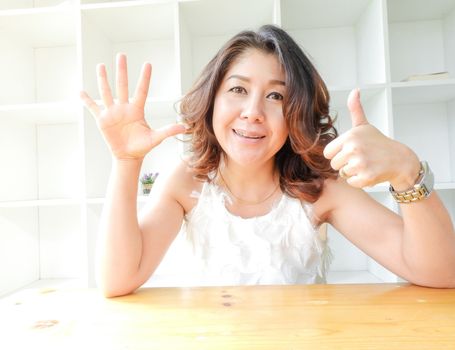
[323,89,420,190]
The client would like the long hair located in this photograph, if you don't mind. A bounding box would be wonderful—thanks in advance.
[179,24,338,203]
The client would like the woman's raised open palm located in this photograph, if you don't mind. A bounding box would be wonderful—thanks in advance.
[80,53,185,161]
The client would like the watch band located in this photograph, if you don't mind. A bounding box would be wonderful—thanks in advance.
[389,161,434,204]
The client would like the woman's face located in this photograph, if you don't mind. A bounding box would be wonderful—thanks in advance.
[212,49,289,168]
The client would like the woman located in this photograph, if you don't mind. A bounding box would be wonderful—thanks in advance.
[80,25,455,297]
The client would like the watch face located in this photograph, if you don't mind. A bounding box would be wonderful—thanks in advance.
[423,162,434,193]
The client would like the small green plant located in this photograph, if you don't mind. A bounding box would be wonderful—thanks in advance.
[140,172,159,185]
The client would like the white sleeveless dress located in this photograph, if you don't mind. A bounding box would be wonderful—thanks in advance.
[179,181,332,286]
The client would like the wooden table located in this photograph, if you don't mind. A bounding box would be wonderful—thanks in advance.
[1,283,455,349]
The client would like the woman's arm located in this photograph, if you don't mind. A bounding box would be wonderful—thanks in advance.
[320,89,455,288]
[96,158,187,298]
[96,158,147,297]
[80,54,186,297]
[318,179,455,288]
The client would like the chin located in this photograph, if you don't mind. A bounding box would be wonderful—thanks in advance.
[227,152,272,167]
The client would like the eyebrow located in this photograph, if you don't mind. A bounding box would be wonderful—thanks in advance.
[226,74,285,86]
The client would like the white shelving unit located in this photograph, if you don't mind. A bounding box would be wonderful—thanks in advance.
[1,0,455,297]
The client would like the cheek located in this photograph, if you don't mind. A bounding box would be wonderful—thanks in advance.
[275,130,289,154]
[212,97,237,134]
[212,103,223,128]
[212,97,226,123]
[273,117,289,144]
[277,131,289,151]
[212,98,223,134]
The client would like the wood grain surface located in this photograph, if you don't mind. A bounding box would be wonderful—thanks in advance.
[1,283,455,349]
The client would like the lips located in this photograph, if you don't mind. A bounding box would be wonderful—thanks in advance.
[233,128,265,139]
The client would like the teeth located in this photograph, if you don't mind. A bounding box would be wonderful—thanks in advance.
[234,129,264,139]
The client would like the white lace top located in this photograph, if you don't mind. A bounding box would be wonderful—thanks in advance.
[180,181,332,286]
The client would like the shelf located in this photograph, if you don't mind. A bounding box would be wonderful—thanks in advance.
[391,80,455,184]
[81,0,155,8]
[1,0,455,296]
[329,84,387,108]
[0,122,81,202]
[331,87,391,136]
[0,101,81,124]
[391,80,455,104]
[39,206,83,280]
[86,198,105,205]
[0,122,38,202]
[281,0,387,87]
[0,0,71,12]
[387,0,455,23]
[82,109,111,199]
[281,0,370,29]
[178,0,275,93]
[0,205,83,297]
[81,2,174,42]
[0,199,81,208]
[392,89,455,183]
[391,78,455,89]
[0,7,78,105]
[0,206,39,298]
[387,0,455,82]
[179,0,273,38]
[0,7,76,52]
[86,196,149,204]
[81,1,177,101]
[83,98,180,199]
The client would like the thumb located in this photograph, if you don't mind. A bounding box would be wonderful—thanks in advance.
[348,88,369,127]
[151,123,187,147]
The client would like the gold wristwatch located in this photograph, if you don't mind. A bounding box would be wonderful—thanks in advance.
[389,161,434,204]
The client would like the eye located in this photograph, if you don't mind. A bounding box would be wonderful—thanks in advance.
[229,86,247,94]
[267,92,284,100]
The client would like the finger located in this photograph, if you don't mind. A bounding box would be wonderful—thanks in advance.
[330,148,350,171]
[346,174,367,189]
[339,166,349,180]
[340,161,357,178]
[116,53,129,104]
[80,90,101,118]
[151,123,187,147]
[346,175,362,188]
[323,132,349,160]
[348,88,369,128]
[132,62,152,108]
[96,63,114,107]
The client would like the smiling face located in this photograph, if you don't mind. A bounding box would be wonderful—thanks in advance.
[212,49,289,168]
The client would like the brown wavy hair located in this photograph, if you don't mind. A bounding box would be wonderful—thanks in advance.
[180,24,338,203]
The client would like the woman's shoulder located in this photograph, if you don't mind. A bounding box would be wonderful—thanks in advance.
[163,157,204,214]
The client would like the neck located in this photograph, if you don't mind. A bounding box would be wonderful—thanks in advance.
[218,157,280,205]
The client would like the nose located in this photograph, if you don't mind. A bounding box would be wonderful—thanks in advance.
[240,94,265,123]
